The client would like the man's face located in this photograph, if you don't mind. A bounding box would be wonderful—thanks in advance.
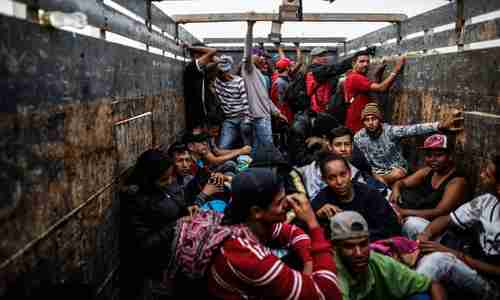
[323,160,352,197]
[259,187,288,224]
[174,151,193,176]
[189,141,209,156]
[354,55,370,74]
[424,149,451,172]
[329,135,353,160]
[479,160,497,189]
[312,54,328,65]
[337,237,370,274]
[363,115,382,134]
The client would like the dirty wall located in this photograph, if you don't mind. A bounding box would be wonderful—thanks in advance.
[341,0,500,190]
[0,0,196,298]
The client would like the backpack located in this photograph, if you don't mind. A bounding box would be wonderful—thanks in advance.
[166,211,232,279]
[326,75,349,125]
[283,71,309,114]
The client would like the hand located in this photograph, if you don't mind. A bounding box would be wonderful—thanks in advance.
[393,55,406,73]
[187,205,200,217]
[419,241,457,255]
[417,232,431,242]
[389,187,402,204]
[303,261,313,275]
[316,204,342,219]
[286,193,318,229]
[438,111,464,132]
[239,145,252,155]
[210,173,226,186]
[277,112,288,123]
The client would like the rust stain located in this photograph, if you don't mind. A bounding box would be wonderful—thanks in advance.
[479,20,498,41]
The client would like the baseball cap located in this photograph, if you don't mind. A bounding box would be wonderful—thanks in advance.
[275,57,291,70]
[329,211,369,241]
[421,134,449,150]
[310,47,328,57]
[217,55,234,72]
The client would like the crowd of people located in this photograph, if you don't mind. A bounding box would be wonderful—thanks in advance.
[121,21,500,300]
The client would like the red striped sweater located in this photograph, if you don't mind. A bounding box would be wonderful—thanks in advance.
[207,223,341,300]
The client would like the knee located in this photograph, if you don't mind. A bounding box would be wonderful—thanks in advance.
[417,252,455,280]
[402,217,429,240]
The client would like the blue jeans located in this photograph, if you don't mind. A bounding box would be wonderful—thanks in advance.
[402,216,430,240]
[416,252,499,299]
[407,293,431,300]
[219,117,252,149]
[252,117,274,153]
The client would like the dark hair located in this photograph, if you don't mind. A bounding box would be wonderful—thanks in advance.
[318,153,350,177]
[312,112,341,137]
[328,126,353,143]
[124,149,172,192]
[167,141,188,159]
[352,50,371,63]
[222,168,284,225]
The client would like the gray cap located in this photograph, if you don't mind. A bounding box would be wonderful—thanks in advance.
[329,211,369,241]
[310,47,328,57]
[217,55,234,72]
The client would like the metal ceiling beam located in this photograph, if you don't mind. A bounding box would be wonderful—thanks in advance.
[173,12,407,24]
[203,37,347,44]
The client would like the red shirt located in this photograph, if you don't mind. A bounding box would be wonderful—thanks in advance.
[343,71,374,133]
[207,224,341,300]
[306,72,334,113]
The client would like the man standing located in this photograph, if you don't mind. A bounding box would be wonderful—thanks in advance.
[415,155,500,299]
[183,43,217,130]
[344,50,405,133]
[329,211,445,300]
[306,47,352,113]
[213,55,253,149]
[354,103,463,186]
[242,21,287,152]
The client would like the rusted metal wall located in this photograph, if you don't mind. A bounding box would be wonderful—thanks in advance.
[0,5,189,299]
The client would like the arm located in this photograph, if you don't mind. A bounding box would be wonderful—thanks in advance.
[368,56,405,92]
[243,21,255,73]
[276,44,286,59]
[400,177,467,220]
[189,46,217,67]
[418,215,452,241]
[270,223,312,265]
[205,147,250,166]
[290,44,303,75]
[388,123,440,139]
[391,167,431,203]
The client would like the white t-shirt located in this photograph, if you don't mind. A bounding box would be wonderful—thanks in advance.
[450,193,500,257]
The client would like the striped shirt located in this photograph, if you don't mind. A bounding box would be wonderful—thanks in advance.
[208,224,341,300]
[214,76,250,119]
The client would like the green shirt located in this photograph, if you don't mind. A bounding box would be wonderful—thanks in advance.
[336,251,431,300]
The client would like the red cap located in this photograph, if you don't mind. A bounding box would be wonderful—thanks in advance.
[275,58,291,70]
[421,134,448,149]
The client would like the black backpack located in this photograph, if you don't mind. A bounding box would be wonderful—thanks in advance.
[326,75,349,125]
[283,71,309,114]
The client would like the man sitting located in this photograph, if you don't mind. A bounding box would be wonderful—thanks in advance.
[391,134,467,240]
[354,103,463,186]
[312,154,401,241]
[415,155,500,299]
[329,211,445,300]
[300,126,382,200]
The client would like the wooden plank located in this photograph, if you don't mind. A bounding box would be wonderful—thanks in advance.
[215,46,338,52]
[173,12,407,24]
[344,0,500,54]
[204,37,346,44]
[113,0,199,44]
